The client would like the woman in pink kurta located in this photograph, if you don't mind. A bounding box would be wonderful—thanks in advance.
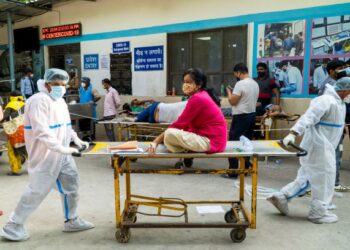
[148,68,227,156]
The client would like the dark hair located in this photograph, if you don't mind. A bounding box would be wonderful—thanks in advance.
[257,62,268,70]
[10,90,22,97]
[81,77,90,83]
[183,68,207,87]
[24,68,32,74]
[279,61,289,67]
[233,63,248,73]
[326,60,345,74]
[182,68,221,107]
[102,78,111,85]
[122,103,132,112]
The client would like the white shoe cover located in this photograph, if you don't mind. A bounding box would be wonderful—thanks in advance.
[0,221,29,241]
[308,212,338,224]
[63,217,95,232]
[327,203,337,210]
[267,192,289,215]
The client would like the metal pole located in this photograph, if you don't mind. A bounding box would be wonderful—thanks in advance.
[7,11,15,91]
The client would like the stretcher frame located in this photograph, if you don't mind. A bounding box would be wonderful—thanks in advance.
[255,113,300,140]
[83,140,304,243]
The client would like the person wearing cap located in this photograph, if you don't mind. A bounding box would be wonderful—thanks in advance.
[318,60,350,192]
[79,77,101,141]
[0,68,94,241]
[267,77,350,224]
[20,68,36,99]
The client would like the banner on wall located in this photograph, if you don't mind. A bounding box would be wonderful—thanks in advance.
[311,15,350,55]
[84,54,99,70]
[112,41,130,54]
[134,45,164,71]
[257,20,305,96]
[257,20,305,58]
[308,15,350,95]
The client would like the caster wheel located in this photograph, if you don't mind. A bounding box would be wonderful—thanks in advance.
[115,228,131,243]
[183,158,193,168]
[174,161,184,169]
[230,228,246,243]
[224,210,237,223]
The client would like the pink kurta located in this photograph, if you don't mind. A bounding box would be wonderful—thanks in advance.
[169,90,227,153]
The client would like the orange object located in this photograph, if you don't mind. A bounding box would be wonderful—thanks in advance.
[108,141,138,150]
[7,125,25,148]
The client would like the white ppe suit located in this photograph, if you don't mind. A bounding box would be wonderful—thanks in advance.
[280,84,345,219]
[10,89,81,224]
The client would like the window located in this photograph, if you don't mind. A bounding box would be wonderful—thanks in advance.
[167,25,248,96]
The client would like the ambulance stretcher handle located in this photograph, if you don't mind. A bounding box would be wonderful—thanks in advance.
[72,145,87,157]
[279,140,308,157]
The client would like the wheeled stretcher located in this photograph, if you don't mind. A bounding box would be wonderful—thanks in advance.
[81,140,306,243]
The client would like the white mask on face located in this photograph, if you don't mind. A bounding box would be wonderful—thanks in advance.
[49,86,66,100]
[81,82,86,88]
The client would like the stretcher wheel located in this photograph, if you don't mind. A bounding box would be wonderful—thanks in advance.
[174,162,184,169]
[230,228,246,243]
[224,210,237,223]
[183,158,193,168]
[115,228,131,243]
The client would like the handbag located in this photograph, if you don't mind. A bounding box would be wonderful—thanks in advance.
[3,114,25,148]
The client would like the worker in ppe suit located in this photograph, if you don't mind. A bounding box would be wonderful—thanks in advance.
[267,77,350,224]
[0,68,94,241]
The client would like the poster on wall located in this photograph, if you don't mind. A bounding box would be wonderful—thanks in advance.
[309,57,350,95]
[311,15,350,55]
[100,54,109,70]
[259,59,304,95]
[257,20,305,58]
[134,45,164,71]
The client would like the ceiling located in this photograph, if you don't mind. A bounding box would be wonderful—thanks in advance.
[0,0,95,25]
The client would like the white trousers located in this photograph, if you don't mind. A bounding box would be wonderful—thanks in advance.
[164,128,210,153]
[11,155,80,224]
[281,164,336,218]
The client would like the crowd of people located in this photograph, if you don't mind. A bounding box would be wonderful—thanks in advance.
[1,60,350,241]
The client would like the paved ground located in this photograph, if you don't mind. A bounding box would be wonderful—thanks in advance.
[0,153,349,250]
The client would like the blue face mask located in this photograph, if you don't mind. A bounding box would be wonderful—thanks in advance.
[49,86,66,100]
